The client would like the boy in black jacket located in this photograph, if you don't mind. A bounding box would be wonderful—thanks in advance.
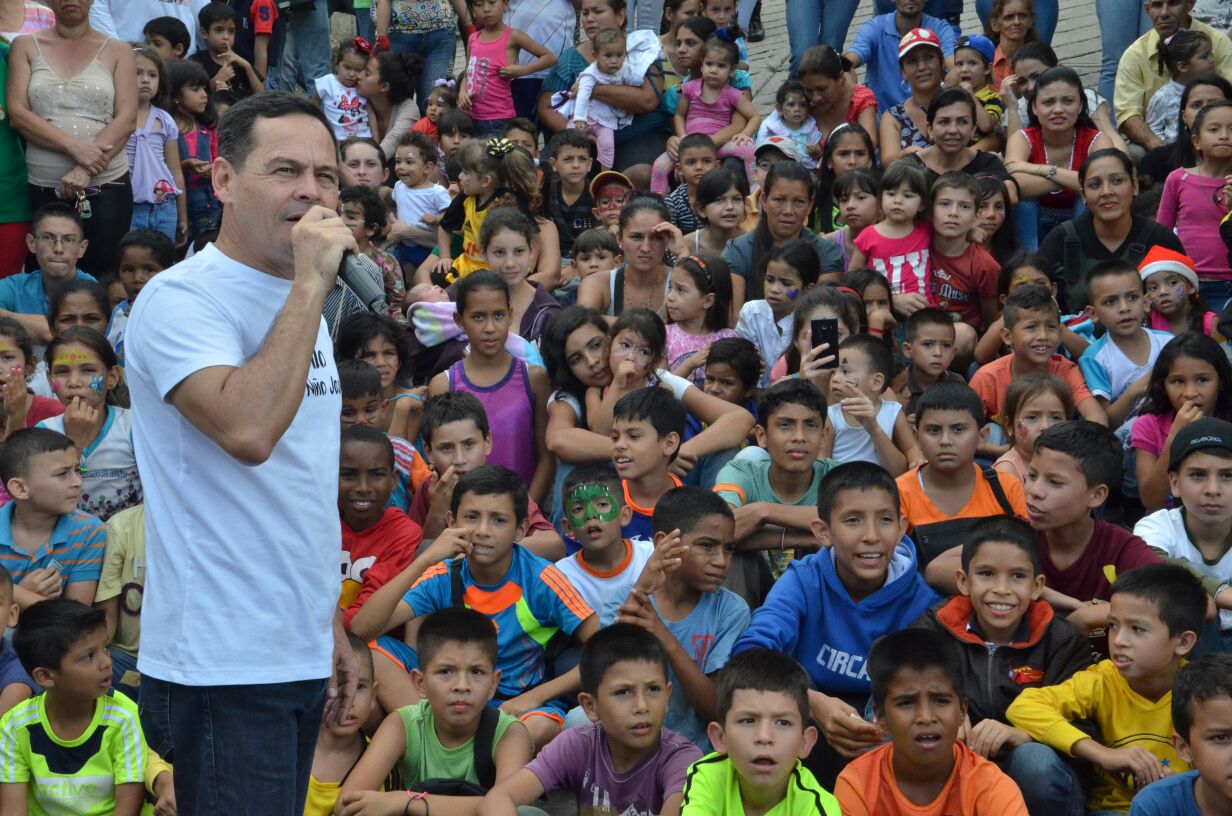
[911,516,1093,815]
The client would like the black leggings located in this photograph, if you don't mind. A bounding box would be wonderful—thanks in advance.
[28,175,133,278]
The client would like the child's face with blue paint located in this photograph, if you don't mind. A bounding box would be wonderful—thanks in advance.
[47,343,119,407]
[763,260,804,318]
[1144,271,1195,318]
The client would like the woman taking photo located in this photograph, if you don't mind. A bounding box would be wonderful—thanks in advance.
[7,0,135,276]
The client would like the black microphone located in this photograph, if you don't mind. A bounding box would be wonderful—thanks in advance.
[338,252,389,315]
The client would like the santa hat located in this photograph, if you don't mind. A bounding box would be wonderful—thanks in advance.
[1138,246,1199,291]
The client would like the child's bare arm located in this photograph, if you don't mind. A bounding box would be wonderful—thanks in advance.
[527,367,555,506]
[337,710,407,796]
[348,529,472,640]
[114,783,144,816]
[891,411,925,469]
[1075,396,1109,426]
[546,401,615,464]
[732,95,761,140]
[1101,372,1150,428]
[673,97,690,139]
[679,384,756,458]
[1060,324,1091,359]
[481,769,548,816]
[504,30,558,79]
[617,589,719,725]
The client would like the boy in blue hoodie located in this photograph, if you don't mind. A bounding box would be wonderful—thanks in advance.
[731,460,938,786]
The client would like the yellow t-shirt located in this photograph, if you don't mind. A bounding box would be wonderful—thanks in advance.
[94,504,145,657]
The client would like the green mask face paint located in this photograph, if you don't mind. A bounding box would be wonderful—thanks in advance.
[565,483,620,529]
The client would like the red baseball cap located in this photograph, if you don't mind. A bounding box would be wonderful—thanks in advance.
[898,28,942,60]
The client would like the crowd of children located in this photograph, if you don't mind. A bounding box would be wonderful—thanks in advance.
[8,0,1232,814]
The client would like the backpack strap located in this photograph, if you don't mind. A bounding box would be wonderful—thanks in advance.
[471,704,501,791]
[1060,219,1082,285]
[982,466,1015,517]
[449,556,465,608]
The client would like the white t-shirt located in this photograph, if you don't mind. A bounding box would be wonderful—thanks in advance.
[313,74,372,140]
[393,182,452,232]
[89,0,211,52]
[126,244,341,686]
[828,400,902,468]
[1135,506,1232,629]
[557,538,654,619]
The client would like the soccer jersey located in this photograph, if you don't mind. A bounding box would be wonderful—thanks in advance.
[681,753,840,816]
[0,690,146,816]
[0,503,105,589]
[556,538,654,617]
[403,545,594,698]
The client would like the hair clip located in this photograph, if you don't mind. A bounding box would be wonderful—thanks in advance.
[486,137,515,157]
[684,255,713,286]
[353,36,374,55]
[835,286,861,298]
[434,78,457,89]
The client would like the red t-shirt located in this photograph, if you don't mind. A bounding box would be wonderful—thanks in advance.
[26,395,63,427]
[846,84,877,124]
[251,0,278,35]
[408,476,555,535]
[341,506,424,627]
[929,242,999,330]
[1039,518,1162,604]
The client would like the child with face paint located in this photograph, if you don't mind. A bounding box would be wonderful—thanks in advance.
[0,318,64,444]
[736,239,821,389]
[1138,247,1217,337]
[555,464,655,615]
[36,328,139,521]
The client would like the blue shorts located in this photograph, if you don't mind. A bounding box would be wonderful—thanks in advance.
[394,243,431,267]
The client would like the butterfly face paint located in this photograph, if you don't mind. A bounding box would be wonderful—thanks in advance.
[89,375,105,396]
[564,483,621,529]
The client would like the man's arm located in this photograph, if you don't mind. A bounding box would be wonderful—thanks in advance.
[161,207,355,465]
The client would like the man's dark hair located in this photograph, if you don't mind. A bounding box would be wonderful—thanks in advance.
[422,392,490,447]
[612,388,686,445]
[0,428,75,485]
[716,648,811,724]
[869,629,965,713]
[915,382,985,427]
[651,486,733,536]
[416,608,498,669]
[960,516,1042,574]
[579,623,669,696]
[904,307,957,342]
[118,228,176,271]
[340,424,394,469]
[1110,563,1206,638]
[758,379,827,427]
[706,337,760,390]
[336,358,382,401]
[198,1,238,30]
[218,92,336,172]
[13,598,107,676]
[1034,420,1123,491]
[1173,654,1232,739]
[143,17,191,55]
[561,463,623,506]
[31,202,84,236]
[817,461,900,522]
[449,465,528,527]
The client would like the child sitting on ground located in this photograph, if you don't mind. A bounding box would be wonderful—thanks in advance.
[828,335,922,477]
[483,622,703,815]
[835,628,1030,816]
[0,566,34,717]
[304,634,379,816]
[1009,564,1206,814]
[900,308,965,423]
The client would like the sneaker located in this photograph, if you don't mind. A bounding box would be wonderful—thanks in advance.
[748,2,764,42]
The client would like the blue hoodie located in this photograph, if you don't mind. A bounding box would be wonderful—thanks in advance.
[732,537,939,696]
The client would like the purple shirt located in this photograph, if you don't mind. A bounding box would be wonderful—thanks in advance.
[126,106,179,205]
[525,722,701,816]
[446,358,536,485]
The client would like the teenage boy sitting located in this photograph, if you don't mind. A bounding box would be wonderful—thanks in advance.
[970,283,1107,427]
[1026,421,1162,645]
[0,599,146,816]
[0,566,35,717]
[413,392,562,559]
[191,2,262,98]
[1129,653,1232,816]
[556,463,654,614]
[1008,564,1207,814]
[0,428,106,609]
[732,461,939,786]
[897,382,1027,593]
[1134,418,1232,643]
[835,628,1030,816]
[338,608,535,815]
[715,379,840,581]
[4,204,95,345]
[1079,260,1174,428]
[928,172,1000,360]
[680,648,841,816]
[665,135,718,234]
[545,130,597,263]
[900,308,965,423]
[828,335,923,477]
[351,465,599,751]
[484,623,703,816]
[338,425,424,628]
[611,486,750,753]
[911,516,1094,815]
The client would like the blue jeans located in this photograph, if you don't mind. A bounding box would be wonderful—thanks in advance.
[140,675,326,815]
[974,0,1058,43]
[355,7,375,42]
[109,646,140,702]
[787,0,863,73]
[630,0,665,32]
[278,1,332,92]
[130,199,177,240]
[1014,198,1084,251]
[873,0,961,29]
[1001,742,1085,816]
[1094,0,1151,106]
[389,27,457,112]
[1200,280,1232,315]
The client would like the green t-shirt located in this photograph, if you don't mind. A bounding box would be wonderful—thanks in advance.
[681,753,841,816]
[714,457,840,577]
[0,42,33,225]
[396,700,519,786]
[0,690,146,816]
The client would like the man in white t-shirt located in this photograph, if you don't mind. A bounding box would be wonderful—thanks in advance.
[89,0,211,52]
[125,93,359,815]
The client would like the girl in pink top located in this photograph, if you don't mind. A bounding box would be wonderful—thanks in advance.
[849,159,932,308]
[458,0,557,137]
[1156,101,1232,284]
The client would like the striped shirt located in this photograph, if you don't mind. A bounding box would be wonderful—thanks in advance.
[0,690,145,816]
[0,503,105,588]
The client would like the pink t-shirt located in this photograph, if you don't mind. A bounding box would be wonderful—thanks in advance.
[1130,411,1175,456]
[1156,168,1232,282]
[854,220,932,295]
[666,324,737,387]
[1148,308,1216,336]
[681,80,743,137]
[466,27,517,121]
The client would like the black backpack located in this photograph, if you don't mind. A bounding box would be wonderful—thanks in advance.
[1058,220,1147,313]
[410,704,500,796]
[911,468,1016,571]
